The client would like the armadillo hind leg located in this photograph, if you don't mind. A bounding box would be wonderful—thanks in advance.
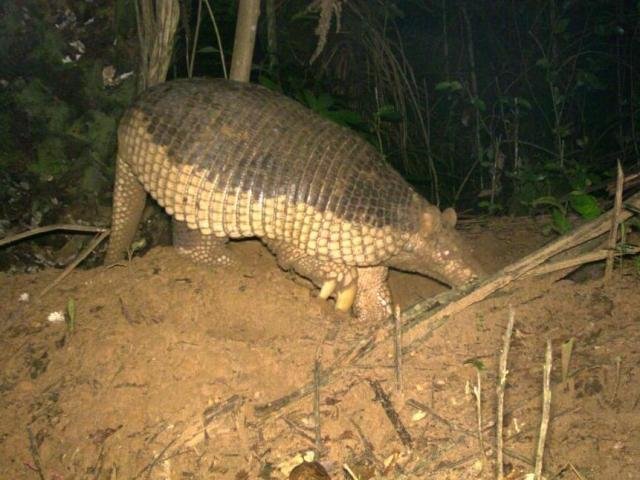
[264,240,358,312]
[353,266,392,323]
[105,156,147,264]
[173,219,234,267]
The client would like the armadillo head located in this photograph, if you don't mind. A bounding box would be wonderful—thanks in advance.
[388,205,484,287]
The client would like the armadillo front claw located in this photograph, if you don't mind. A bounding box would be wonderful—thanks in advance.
[335,283,357,312]
[319,279,337,300]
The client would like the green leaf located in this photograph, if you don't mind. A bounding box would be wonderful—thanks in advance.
[435,80,462,92]
[551,208,572,234]
[464,358,486,371]
[197,46,219,53]
[30,137,68,178]
[569,193,601,219]
[536,58,551,69]
[258,75,282,92]
[553,18,569,34]
[531,195,564,211]
[516,98,532,110]
[376,104,402,122]
[325,109,362,127]
[316,92,334,111]
[470,97,486,111]
[302,89,318,110]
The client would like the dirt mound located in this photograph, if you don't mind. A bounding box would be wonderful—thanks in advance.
[1,220,639,479]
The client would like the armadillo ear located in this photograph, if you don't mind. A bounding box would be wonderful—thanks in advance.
[442,207,458,228]
[420,206,440,233]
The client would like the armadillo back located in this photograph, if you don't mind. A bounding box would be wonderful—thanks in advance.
[116,79,420,265]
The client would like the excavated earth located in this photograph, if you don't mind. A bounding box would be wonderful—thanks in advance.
[1,217,639,479]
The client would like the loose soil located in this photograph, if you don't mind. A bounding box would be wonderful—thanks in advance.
[1,218,639,479]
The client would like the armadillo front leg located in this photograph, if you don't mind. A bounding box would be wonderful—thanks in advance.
[354,266,392,323]
[173,220,235,267]
[265,240,358,312]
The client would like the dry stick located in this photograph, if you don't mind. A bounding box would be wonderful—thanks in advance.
[203,394,244,428]
[39,230,110,298]
[0,224,107,248]
[523,246,640,278]
[27,427,46,480]
[255,192,640,418]
[496,307,515,480]
[610,356,622,405]
[472,369,485,460]
[393,305,403,393]
[202,0,228,79]
[605,161,624,281]
[405,399,475,436]
[133,437,177,480]
[349,419,382,470]
[169,395,245,454]
[368,379,413,448]
[187,0,203,77]
[313,356,322,457]
[534,340,553,480]
[282,416,315,444]
[568,463,587,480]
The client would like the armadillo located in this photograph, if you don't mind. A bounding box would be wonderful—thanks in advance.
[105,78,484,322]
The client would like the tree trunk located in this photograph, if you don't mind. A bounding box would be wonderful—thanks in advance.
[135,0,180,90]
[230,0,261,82]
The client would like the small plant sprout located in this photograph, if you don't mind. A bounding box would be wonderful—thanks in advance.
[561,338,574,384]
[66,298,76,334]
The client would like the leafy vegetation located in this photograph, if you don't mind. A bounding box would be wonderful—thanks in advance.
[0,1,136,212]
[1,0,638,243]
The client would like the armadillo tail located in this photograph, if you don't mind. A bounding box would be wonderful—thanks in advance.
[104,155,147,264]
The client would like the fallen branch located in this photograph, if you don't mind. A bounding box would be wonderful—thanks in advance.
[368,379,412,448]
[0,224,107,248]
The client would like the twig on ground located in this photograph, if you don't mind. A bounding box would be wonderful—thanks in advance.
[472,368,486,461]
[496,306,515,480]
[393,305,403,393]
[368,379,412,448]
[534,340,553,480]
[27,427,46,480]
[605,162,624,281]
[349,419,382,470]
[282,416,315,444]
[610,356,622,404]
[133,437,177,480]
[203,394,245,428]
[406,398,475,436]
[314,356,322,457]
[40,229,110,298]
[118,297,137,325]
[568,462,587,480]
[343,463,360,480]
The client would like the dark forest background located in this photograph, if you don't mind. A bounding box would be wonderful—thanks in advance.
[1,0,639,250]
